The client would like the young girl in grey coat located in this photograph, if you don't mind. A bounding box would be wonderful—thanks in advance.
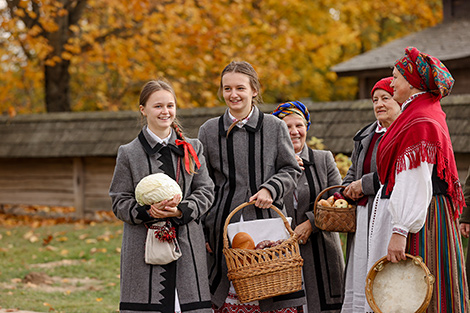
[198,61,305,312]
[109,80,214,313]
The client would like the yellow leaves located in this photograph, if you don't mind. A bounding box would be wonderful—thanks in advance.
[61,51,73,60]
[28,25,43,37]
[57,236,68,242]
[15,8,26,17]
[43,302,55,311]
[57,8,68,16]
[0,0,443,112]
[18,0,29,8]
[24,230,40,243]
[44,56,61,67]
[69,24,80,33]
[90,247,107,254]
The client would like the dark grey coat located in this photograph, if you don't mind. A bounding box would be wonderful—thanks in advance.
[198,106,305,311]
[284,145,344,313]
[342,122,382,268]
[109,127,214,313]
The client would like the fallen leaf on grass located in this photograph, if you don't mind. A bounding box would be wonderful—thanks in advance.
[90,247,107,254]
[23,230,39,243]
[42,235,53,245]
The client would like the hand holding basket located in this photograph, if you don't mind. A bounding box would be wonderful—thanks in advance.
[222,201,304,303]
[313,185,356,233]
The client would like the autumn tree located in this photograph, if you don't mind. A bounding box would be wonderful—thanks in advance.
[2,0,87,112]
[0,0,442,114]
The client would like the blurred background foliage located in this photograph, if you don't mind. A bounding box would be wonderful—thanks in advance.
[0,0,442,114]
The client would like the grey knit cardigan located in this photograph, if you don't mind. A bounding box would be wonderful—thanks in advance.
[109,127,214,313]
[198,106,305,311]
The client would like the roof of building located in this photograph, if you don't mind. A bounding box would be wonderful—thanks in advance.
[332,19,470,74]
[1,94,469,158]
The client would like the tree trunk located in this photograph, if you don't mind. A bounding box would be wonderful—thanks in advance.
[45,60,71,112]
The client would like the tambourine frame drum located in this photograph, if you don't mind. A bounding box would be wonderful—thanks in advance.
[365,254,435,313]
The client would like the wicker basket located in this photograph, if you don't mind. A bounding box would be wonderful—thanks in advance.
[222,201,304,303]
[365,254,434,313]
[313,185,356,233]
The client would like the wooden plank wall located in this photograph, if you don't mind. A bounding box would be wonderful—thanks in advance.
[0,157,115,217]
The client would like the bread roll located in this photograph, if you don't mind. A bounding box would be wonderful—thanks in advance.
[318,199,331,207]
[232,232,255,249]
[327,195,335,206]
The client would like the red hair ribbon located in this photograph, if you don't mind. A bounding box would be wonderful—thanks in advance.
[175,139,201,174]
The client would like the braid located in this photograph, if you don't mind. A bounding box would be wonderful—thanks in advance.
[172,120,185,141]
[172,120,197,174]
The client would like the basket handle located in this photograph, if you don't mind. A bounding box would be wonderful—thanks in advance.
[222,201,294,250]
[313,185,346,217]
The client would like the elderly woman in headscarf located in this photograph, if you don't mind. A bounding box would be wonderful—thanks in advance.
[273,101,345,313]
[341,77,401,313]
[369,47,468,312]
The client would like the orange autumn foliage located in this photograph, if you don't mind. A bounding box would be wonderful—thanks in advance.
[0,0,442,114]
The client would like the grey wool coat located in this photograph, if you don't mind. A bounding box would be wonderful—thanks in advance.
[198,106,306,311]
[341,122,382,264]
[109,127,214,313]
[284,145,345,313]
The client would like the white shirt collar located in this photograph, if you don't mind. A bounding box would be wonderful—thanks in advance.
[401,91,427,111]
[228,107,254,128]
[375,121,387,133]
[146,127,172,145]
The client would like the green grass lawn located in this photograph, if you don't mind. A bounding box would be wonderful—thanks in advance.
[0,216,466,313]
[0,220,123,313]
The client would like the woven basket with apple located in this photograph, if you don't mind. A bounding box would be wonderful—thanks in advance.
[313,185,356,233]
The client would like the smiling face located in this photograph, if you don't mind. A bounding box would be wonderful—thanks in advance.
[140,90,176,138]
[282,114,307,154]
[222,72,258,119]
[391,67,413,104]
[372,89,401,128]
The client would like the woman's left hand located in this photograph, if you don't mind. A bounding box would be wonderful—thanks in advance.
[249,188,273,209]
[295,155,304,170]
[149,194,182,218]
[294,220,312,245]
[387,233,407,263]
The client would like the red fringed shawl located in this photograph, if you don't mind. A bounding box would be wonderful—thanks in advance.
[377,92,465,217]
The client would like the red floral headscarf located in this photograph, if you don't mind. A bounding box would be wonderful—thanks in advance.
[395,47,454,99]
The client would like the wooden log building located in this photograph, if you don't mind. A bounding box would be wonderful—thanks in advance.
[1,96,469,218]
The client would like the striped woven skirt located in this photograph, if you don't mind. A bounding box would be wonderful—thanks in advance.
[406,195,469,313]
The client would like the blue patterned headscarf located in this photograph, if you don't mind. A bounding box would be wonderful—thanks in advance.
[272,101,311,130]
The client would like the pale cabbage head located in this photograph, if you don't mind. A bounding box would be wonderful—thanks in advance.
[135,173,182,205]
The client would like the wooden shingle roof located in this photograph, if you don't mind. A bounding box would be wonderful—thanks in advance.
[1,95,469,158]
[332,19,470,75]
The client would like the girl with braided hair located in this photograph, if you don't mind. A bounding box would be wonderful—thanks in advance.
[110,79,214,312]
